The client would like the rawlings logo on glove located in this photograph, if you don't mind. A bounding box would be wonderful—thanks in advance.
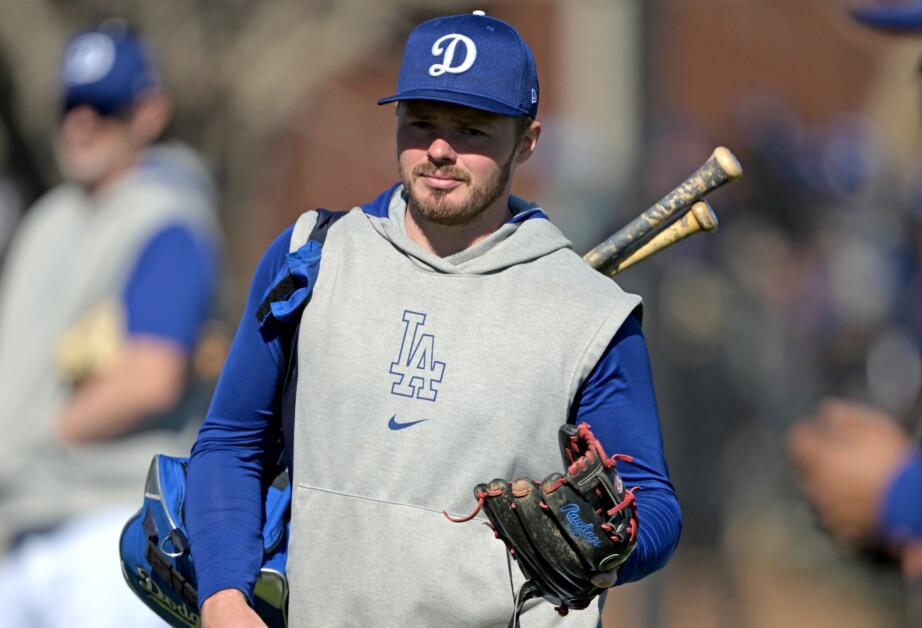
[445,422,638,620]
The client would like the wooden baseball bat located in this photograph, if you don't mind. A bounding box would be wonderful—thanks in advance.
[582,146,742,276]
[596,200,719,277]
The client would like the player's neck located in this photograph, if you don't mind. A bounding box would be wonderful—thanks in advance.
[405,199,513,258]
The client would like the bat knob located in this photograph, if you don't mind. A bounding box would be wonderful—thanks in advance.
[713,147,743,181]
[690,200,719,233]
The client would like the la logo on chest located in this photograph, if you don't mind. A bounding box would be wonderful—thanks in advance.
[389,310,446,401]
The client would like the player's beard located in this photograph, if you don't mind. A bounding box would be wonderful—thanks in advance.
[401,149,516,228]
[53,132,137,191]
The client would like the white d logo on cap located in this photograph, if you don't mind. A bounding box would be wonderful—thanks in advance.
[64,33,116,85]
[429,34,477,76]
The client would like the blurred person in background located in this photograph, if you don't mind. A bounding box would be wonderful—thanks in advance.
[0,19,222,627]
[787,0,922,583]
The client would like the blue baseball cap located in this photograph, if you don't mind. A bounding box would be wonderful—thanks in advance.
[378,10,539,118]
[849,1,922,31]
[60,21,159,115]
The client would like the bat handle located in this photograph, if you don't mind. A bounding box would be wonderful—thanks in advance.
[606,200,718,277]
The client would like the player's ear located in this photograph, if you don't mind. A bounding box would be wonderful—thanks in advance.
[515,119,541,165]
[130,89,172,145]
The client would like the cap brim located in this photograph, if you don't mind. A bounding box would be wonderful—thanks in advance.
[377,89,528,118]
[849,5,922,31]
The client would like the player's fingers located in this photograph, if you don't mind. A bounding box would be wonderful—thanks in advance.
[812,398,855,438]
[816,397,889,436]
[786,420,825,471]
[901,542,922,581]
[815,396,849,417]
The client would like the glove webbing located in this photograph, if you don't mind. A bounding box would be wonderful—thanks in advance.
[449,485,588,626]
[509,571,542,628]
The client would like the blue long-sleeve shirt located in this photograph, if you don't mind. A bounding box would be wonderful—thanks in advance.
[882,451,922,544]
[186,196,682,608]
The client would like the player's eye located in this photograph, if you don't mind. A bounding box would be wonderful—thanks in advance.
[463,127,487,137]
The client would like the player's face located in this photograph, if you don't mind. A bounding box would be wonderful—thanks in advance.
[53,105,139,190]
[396,101,535,227]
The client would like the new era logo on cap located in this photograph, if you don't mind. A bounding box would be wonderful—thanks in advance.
[378,10,539,118]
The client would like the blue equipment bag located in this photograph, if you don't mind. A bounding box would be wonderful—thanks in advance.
[119,455,290,627]
[119,209,346,626]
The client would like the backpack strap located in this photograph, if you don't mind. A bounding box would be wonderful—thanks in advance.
[256,208,347,478]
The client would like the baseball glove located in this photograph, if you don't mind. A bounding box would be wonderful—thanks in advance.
[446,422,638,620]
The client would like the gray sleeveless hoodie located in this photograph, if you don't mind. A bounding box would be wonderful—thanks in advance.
[285,188,641,627]
[0,142,219,547]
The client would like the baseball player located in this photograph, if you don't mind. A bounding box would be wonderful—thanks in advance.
[0,21,222,627]
[787,0,922,581]
[186,11,681,627]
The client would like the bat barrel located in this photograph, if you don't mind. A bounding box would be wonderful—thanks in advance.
[583,147,741,275]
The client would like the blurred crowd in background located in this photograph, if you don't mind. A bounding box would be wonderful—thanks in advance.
[611,94,922,627]
[2,0,922,626]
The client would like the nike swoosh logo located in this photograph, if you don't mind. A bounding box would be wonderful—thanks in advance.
[388,415,429,430]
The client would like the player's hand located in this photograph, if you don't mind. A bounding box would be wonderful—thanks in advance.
[786,397,915,547]
[902,541,922,581]
[201,589,267,628]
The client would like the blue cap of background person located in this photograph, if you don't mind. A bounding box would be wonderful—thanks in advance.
[849,0,922,31]
[60,20,159,115]
[378,10,539,118]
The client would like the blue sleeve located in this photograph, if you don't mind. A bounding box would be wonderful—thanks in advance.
[122,223,220,351]
[185,225,294,607]
[571,312,682,585]
[881,451,922,543]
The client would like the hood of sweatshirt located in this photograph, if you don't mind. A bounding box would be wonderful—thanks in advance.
[360,183,573,276]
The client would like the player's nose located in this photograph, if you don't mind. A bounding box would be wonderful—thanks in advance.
[426,137,457,163]
[59,105,103,142]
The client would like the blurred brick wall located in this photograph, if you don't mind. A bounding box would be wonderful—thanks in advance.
[647,0,894,147]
